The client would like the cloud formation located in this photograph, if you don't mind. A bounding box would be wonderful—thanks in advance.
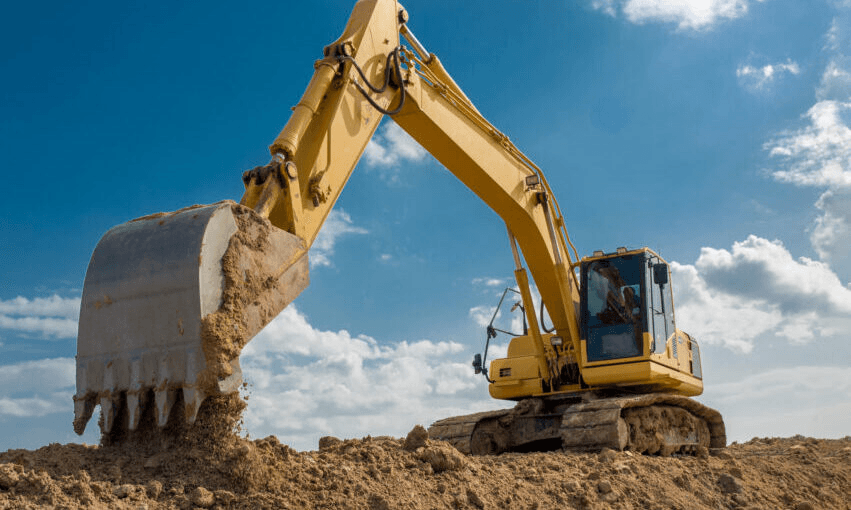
[472,277,507,288]
[592,0,766,30]
[0,358,75,418]
[310,209,368,268]
[767,100,851,189]
[736,59,800,92]
[811,189,851,279]
[0,295,80,339]
[763,12,851,280]
[705,365,851,440]
[363,121,428,184]
[240,306,495,450]
[469,305,499,329]
[672,235,851,353]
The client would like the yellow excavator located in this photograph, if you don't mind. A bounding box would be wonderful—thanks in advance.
[74,0,725,454]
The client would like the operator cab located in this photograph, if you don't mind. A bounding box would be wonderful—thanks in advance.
[480,247,704,400]
[580,247,674,362]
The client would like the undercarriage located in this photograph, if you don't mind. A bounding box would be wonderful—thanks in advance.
[429,393,725,456]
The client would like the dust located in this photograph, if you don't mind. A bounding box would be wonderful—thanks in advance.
[1,432,849,509]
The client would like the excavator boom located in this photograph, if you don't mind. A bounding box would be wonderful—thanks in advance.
[75,0,724,454]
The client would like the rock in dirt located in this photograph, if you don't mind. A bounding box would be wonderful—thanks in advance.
[718,473,742,494]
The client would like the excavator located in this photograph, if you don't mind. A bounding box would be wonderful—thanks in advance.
[73,0,725,455]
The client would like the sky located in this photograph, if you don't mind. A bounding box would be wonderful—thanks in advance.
[1,0,850,451]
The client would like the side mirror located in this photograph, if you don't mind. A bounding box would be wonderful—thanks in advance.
[472,353,483,374]
[653,263,669,285]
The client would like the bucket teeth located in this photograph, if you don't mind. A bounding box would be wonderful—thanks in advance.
[155,389,177,428]
[74,202,308,439]
[126,392,147,431]
[183,387,204,425]
[73,397,96,436]
[101,396,117,434]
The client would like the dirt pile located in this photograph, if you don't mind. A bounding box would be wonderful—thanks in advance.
[2,422,849,510]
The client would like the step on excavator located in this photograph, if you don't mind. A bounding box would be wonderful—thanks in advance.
[74,0,725,455]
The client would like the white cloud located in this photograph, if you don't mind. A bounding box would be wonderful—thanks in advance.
[711,366,851,404]
[472,277,507,288]
[672,262,779,353]
[0,295,79,339]
[592,0,766,31]
[758,14,851,282]
[672,235,851,353]
[767,99,851,189]
[817,56,851,101]
[704,366,851,441]
[310,209,367,268]
[469,305,498,328]
[0,396,66,418]
[240,306,497,450]
[736,58,800,92]
[592,0,618,16]
[824,14,850,54]
[695,235,851,313]
[0,358,75,418]
[363,120,428,184]
[811,189,851,281]
[0,358,75,391]
[0,295,79,318]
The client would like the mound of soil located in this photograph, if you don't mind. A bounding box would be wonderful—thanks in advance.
[1,412,849,510]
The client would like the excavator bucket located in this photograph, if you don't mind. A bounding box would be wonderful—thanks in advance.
[73,201,309,436]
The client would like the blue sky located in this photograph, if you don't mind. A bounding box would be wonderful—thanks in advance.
[2,0,850,451]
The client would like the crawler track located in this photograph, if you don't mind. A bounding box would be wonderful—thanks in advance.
[428,410,510,454]
[429,394,725,455]
[560,394,725,454]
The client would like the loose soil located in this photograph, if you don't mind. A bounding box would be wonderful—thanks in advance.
[199,201,309,391]
[2,414,848,510]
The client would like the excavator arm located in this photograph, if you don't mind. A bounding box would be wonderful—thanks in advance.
[242,0,583,383]
[73,0,644,439]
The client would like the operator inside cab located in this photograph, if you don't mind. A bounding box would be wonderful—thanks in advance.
[582,257,645,361]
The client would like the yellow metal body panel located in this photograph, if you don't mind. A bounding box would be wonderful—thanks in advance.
[488,355,543,400]
[581,360,702,396]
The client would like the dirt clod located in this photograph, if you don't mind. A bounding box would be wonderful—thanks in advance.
[145,480,162,499]
[190,486,215,508]
[403,425,429,451]
[417,443,466,473]
[318,436,342,451]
